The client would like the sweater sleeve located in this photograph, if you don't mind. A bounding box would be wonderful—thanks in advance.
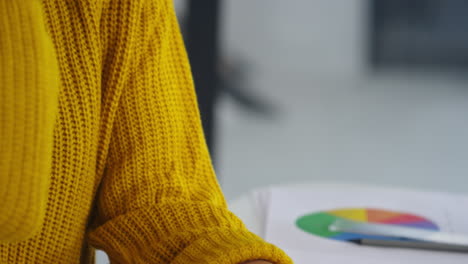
[0,0,58,242]
[87,0,292,263]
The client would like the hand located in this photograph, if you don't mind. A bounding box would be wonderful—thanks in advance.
[242,261,273,264]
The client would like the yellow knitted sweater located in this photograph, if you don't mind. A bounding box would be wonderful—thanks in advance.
[0,0,58,243]
[0,0,293,263]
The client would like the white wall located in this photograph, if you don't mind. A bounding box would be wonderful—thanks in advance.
[218,1,468,200]
[223,0,368,79]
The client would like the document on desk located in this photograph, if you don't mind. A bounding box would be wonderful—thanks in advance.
[262,186,468,263]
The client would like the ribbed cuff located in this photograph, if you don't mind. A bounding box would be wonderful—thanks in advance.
[88,202,293,263]
[171,229,293,264]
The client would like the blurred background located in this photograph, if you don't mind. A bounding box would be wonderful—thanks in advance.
[174,0,468,200]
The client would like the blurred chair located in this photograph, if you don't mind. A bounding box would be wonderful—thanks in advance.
[182,0,278,162]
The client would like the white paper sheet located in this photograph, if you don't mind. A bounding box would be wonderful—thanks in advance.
[252,188,271,237]
[263,186,468,263]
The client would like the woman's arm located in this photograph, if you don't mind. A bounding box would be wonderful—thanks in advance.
[87,0,291,263]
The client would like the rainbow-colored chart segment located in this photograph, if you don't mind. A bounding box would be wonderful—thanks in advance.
[296,208,439,241]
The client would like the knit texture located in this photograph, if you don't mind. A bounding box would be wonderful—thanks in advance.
[0,0,59,242]
[0,0,293,263]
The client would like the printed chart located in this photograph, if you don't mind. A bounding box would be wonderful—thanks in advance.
[296,208,438,241]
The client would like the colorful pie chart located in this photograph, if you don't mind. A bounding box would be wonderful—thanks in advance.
[296,208,438,241]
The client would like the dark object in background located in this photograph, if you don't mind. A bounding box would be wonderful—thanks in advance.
[185,0,221,155]
[218,60,278,118]
[371,0,468,68]
[183,0,277,162]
